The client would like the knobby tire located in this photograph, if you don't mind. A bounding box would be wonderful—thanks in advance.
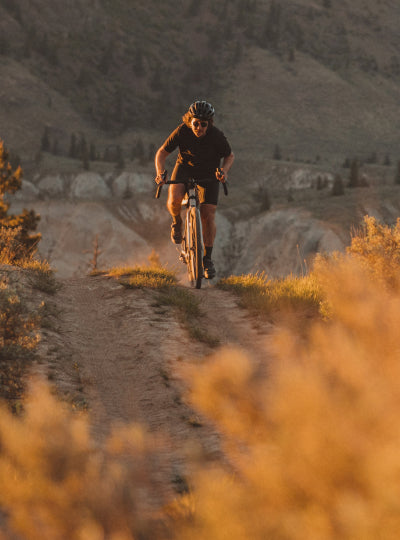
[187,207,203,289]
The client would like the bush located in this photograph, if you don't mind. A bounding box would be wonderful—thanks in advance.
[0,141,41,257]
[0,279,40,404]
[347,215,400,288]
[0,381,167,539]
[173,255,400,539]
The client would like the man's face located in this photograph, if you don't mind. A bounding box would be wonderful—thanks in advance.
[191,118,208,138]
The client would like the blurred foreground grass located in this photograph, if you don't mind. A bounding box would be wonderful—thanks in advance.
[2,216,400,538]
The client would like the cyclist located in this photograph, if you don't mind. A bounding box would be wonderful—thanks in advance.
[155,100,234,279]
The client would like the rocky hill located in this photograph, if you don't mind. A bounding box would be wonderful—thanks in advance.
[9,158,400,279]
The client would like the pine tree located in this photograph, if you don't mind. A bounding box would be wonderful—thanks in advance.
[348,159,360,187]
[395,160,400,185]
[0,140,41,259]
[41,127,51,152]
[331,174,345,196]
[273,144,282,160]
[115,146,125,170]
[69,133,78,158]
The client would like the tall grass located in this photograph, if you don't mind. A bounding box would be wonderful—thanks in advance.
[218,271,323,320]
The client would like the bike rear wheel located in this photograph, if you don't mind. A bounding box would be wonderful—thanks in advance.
[186,207,203,289]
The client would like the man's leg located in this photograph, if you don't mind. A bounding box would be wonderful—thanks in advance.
[167,184,186,244]
[200,203,217,278]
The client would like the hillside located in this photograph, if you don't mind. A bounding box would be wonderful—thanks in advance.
[0,0,399,167]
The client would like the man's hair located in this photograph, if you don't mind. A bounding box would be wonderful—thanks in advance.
[182,111,214,128]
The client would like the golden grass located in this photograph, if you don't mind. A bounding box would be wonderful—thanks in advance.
[173,256,400,539]
[347,215,400,289]
[218,271,322,320]
[108,265,178,289]
[0,380,166,539]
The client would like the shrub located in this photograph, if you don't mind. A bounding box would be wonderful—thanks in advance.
[347,215,400,288]
[173,257,400,539]
[0,280,40,404]
[0,381,167,539]
[0,141,41,258]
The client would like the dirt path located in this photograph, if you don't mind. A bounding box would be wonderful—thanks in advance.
[40,274,274,504]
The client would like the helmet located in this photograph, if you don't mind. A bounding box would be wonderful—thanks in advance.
[188,100,215,120]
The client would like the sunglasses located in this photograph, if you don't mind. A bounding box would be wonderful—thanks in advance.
[192,120,208,128]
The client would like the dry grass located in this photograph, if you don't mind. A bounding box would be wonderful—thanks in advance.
[171,231,400,539]
[347,215,400,289]
[2,215,400,538]
[108,265,177,289]
[218,271,322,322]
[0,380,168,539]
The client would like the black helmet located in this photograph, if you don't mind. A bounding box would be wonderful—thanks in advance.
[189,100,215,120]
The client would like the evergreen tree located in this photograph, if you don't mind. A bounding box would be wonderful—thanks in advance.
[69,133,78,159]
[135,138,145,162]
[331,174,345,196]
[41,127,51,152]
[51,139,59,156]
[148,143,156,162]
[348,159,360,187]
[384,154,391,166]
[0,36,9,55]
[0,140,41,258]
[262,0,281,49]
[395,160,400,185]
[273,144,282,160]
[89,143,97,162]
[77,134,88,160]
[115,146,125,170]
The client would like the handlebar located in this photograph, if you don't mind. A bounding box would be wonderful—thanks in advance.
[155,170,228,199]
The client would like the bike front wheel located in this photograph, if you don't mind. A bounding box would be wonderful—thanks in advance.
[186,207,203,289]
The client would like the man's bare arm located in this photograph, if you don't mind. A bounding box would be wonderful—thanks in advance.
[155,147,170,183]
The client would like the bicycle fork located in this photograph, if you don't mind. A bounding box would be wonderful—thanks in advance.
[179,188,198,266]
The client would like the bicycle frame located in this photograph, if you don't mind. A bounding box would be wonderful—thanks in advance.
[155,173,228,288]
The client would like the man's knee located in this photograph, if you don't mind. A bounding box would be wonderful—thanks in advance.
[167,185,185,215]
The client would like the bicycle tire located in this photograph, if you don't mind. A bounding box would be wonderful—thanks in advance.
[187,207,203,289]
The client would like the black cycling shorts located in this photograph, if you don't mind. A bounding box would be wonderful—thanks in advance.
[197,178,220,206]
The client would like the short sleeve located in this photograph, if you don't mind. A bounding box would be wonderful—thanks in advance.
[217,130,232,158]
[162,125,182,153]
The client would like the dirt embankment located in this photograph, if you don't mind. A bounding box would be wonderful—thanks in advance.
[37,274,273,503]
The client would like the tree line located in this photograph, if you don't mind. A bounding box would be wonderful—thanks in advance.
[39,128,157,170]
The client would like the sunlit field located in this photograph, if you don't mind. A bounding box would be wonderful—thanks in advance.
[2,216,400,538]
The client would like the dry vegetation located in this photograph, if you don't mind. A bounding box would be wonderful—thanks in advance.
[2,216,400,538]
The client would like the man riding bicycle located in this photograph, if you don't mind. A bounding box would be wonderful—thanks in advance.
[155,100,234,279]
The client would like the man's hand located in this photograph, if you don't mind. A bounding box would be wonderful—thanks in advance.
[155,170,167,185]
[216,167,226,183]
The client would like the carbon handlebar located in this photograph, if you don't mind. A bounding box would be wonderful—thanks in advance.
[155,170,228,199]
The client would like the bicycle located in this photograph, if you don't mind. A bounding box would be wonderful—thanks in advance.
[155,170,228,289]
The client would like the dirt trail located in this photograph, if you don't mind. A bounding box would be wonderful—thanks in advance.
[40,274,274,503]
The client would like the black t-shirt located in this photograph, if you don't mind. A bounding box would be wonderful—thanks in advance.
[162,123,232,180]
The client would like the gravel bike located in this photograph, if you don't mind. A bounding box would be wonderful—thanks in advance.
[155,170,228,289]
